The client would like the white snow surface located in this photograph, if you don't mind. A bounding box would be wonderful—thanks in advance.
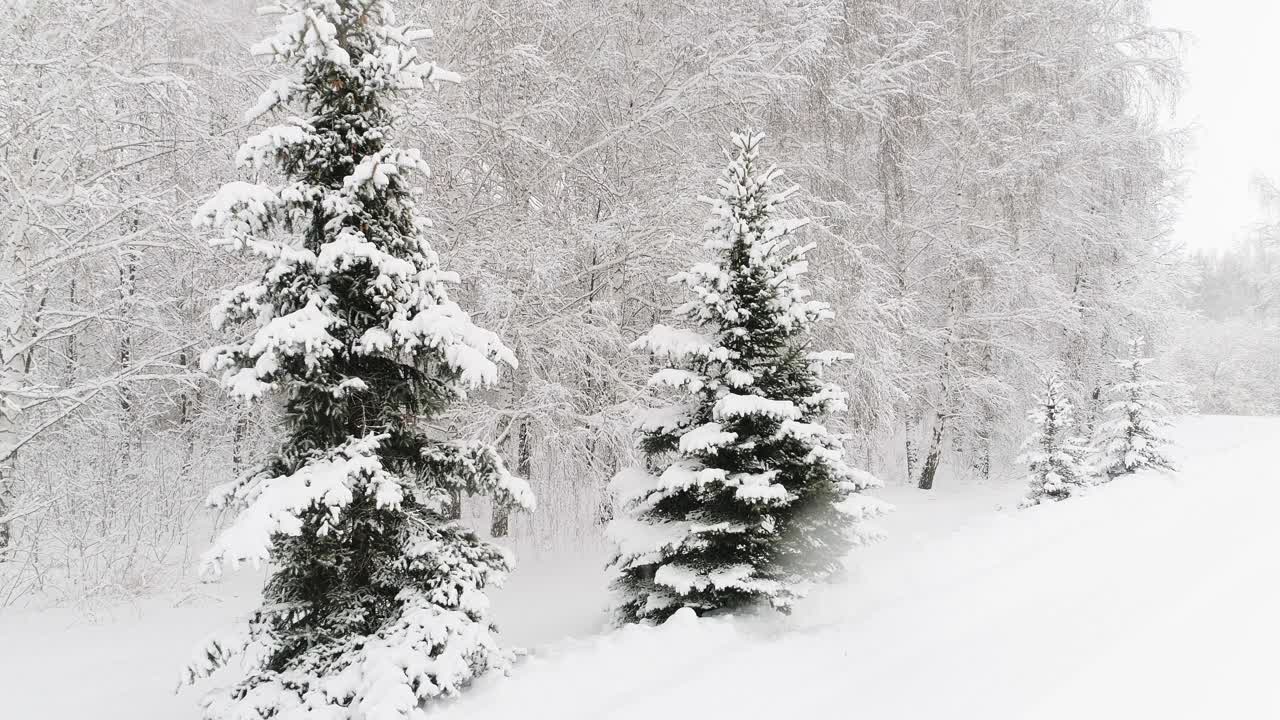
[3,415,1278,719]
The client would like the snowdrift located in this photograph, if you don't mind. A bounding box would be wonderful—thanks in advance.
[2,415,1276,719]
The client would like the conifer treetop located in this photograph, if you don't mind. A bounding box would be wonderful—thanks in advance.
[666,130,830,338]
[194,0,513,404]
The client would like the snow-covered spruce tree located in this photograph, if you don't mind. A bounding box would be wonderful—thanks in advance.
[182,2,534,717]
[607,130,887,623]
[1091,338,1175,480]
[1019,376,1090,508]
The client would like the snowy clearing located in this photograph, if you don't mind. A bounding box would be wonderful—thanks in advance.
[2,415,1276,719]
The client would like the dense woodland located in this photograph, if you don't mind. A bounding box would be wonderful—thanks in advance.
[0,0,1268,611]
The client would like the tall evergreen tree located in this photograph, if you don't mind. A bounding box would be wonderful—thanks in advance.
[1020,376,1090,508]
[1091,338,1175,480]
[182,2,534,717]
[607,130,886,623]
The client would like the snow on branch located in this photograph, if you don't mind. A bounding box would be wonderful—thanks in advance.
[383,301,517,389]
[714,393,801,421]
[420,440,536,512]
[201,434,403,575]
[678,422,738,454]
[633,324,727,362]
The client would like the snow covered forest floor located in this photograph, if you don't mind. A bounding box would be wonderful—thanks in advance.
[4,414,1276,719]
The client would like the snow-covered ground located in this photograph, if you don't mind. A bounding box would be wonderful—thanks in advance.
[3,415,1276,719]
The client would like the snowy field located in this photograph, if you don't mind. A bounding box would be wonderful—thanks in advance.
[3,414,1276,720]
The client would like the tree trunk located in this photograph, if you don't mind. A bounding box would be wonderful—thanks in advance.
[596,452,617,526]
[64,277,77,385]
[491,418,531,537]
[973,411,992,481]
[904,409,920,484]
[917,421,945,490]
[231,415,247,476]
[443,488,462,521]
[0,462,11,557]
[118,245,137,468]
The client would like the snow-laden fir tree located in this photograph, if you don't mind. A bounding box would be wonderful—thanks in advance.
[607,130,887,623]
[1090,338,1175,480]
[182,3,534,718]
[1019,376,1091,507]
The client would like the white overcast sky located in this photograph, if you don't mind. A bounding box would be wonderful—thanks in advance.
[1150,0,1280,251]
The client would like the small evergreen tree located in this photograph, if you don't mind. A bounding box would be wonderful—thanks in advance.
[1020,376,1090,507]
[182,2,534,717]
[1091,337,1175,480]
[607,130,886,623]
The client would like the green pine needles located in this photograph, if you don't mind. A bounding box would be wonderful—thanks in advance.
[607,130,887,623]
[183,2,533,717]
